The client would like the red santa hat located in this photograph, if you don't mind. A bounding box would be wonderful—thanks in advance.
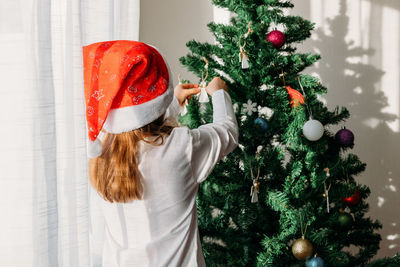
[82,40,173,158]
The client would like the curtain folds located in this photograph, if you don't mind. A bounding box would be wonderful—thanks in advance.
[0,0,140,266]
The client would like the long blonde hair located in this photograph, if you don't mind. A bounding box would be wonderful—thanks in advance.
[88,114,175,203]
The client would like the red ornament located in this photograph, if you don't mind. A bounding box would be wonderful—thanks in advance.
[266,30,286,48]
[286,86,305,107]
[342,189,361,206]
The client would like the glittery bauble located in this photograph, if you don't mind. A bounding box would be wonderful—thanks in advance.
[342,189,361,206]
[303,119,324,141]
[338,213,353,228]
[292,237,313,260]
[254,118,269,132]
[306,256,325,267]
[335,127,354,147]
[266,30,286,48]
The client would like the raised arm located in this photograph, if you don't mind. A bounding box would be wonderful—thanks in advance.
[189,78,239,183]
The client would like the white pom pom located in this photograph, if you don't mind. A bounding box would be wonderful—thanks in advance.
[198,87,209,103]
[87,138,103,158]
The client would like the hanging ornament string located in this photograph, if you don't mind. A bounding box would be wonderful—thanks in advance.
[270,63,285,86]
[249,161,261,203]
[323,168,332,213]
[281,69,286,86]
[297,77,312,117]
[198,57,209,103]
[244,21,254,38]
[299,211,309,238]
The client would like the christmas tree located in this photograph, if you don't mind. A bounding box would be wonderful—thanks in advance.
[179,0,399,266]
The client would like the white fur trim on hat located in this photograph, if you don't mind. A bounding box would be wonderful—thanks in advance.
[103,43,174,134]
[103,88,173,133]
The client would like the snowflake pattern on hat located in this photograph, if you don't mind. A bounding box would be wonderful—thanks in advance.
[87,106,95,116]
[91,89,105,101]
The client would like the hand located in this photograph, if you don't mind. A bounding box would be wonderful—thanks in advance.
[174,83,201,106]
[205,77,228,96]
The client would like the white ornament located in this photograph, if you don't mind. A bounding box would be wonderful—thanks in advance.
[302,118,324,141]
[250,181,259,203]
[324,182,330,213]
[241,55,249,69]
[250,166,260,203]
[239,46,249,69]
[243,100,257,116]
[198,81,209,103]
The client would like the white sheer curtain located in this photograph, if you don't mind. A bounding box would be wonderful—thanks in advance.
[0,0,139,266]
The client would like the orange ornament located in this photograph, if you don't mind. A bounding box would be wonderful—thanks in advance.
[285,86,305,107]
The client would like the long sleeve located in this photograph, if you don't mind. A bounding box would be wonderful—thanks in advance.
[189,89,239,183]
[164,95,181,122]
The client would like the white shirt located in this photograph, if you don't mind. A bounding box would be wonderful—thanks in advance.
[101,89,239,267]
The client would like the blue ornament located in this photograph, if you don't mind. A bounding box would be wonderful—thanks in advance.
[254,118,269,132]
[306,255,325,267]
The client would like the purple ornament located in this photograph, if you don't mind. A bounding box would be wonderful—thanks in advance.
[266,30,286,48]
[335,127,354,147]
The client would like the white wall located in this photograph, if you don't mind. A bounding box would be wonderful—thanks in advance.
[140,0,400,258]
[140,0,215,85]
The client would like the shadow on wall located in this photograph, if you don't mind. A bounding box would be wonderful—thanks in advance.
[299,0,400,258]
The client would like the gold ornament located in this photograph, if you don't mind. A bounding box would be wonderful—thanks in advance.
[292,212,313,260]
[292,236,313,260]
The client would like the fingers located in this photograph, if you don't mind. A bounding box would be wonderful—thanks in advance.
[180,83,199,89]
[184,88,201,97]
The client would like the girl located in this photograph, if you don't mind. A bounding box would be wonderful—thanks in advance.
[83,40,238,267]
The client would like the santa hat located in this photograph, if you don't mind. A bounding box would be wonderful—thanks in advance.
[82,40,173,158]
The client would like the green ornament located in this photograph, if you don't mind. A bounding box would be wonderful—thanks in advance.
[338,213,353,228]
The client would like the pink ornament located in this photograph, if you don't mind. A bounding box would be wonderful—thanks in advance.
[266,30,286,48]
